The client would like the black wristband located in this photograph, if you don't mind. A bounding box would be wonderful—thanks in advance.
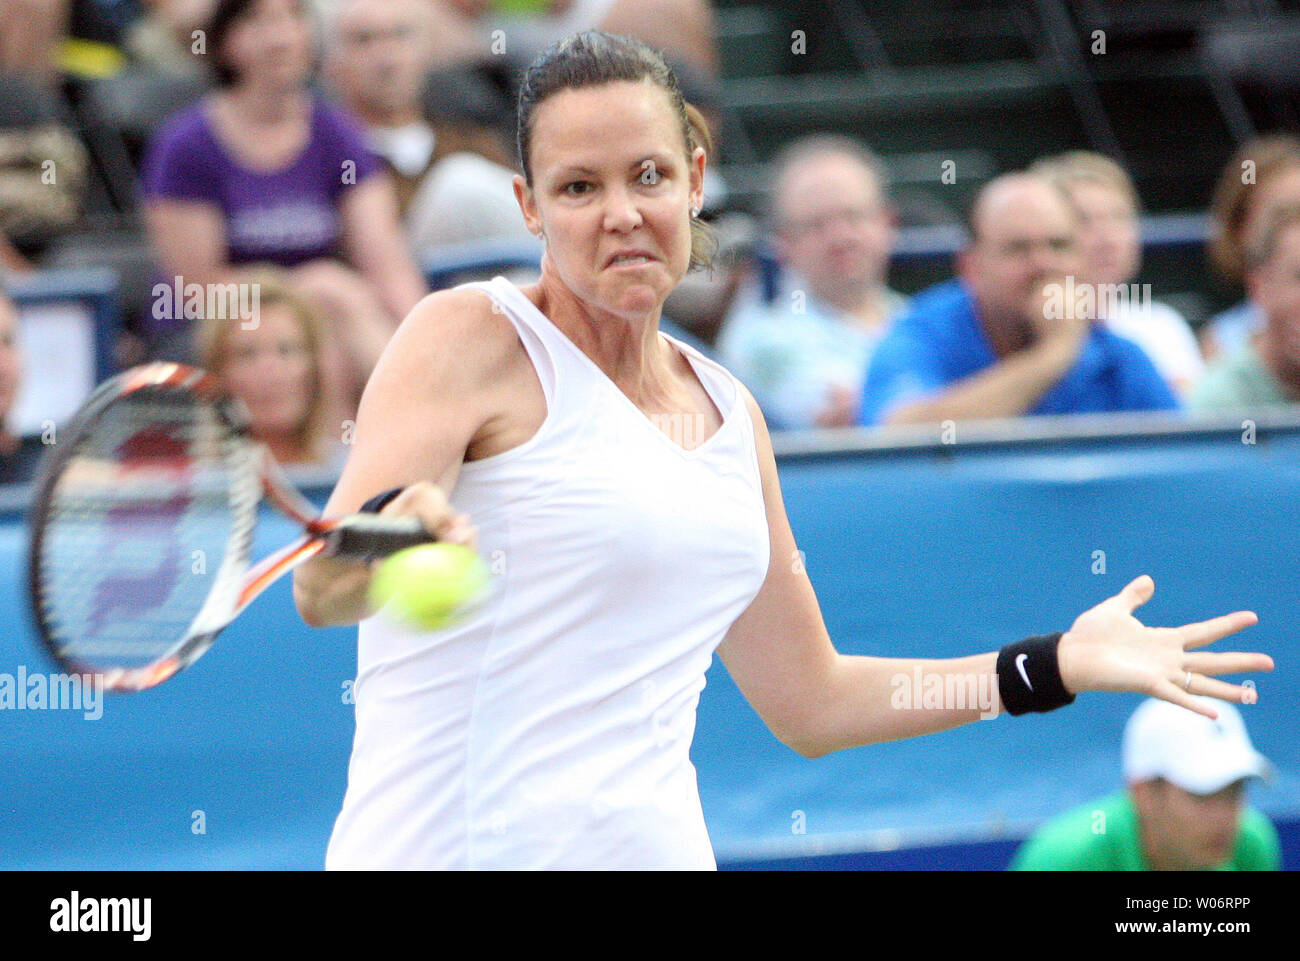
[358,486,405,515]
[996,632,1076,716]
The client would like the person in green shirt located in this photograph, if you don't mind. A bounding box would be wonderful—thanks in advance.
[1191,201,1300,412]
[1012,697,1280,870]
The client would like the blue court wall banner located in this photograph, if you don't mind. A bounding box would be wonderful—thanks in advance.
[0,416,1296,869]
[698,418,1300,868]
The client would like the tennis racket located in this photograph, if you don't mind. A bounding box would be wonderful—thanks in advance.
[27,362,433,692]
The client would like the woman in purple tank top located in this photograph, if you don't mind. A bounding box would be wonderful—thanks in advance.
[141,0,428,431]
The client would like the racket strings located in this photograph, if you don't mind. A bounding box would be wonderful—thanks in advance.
[36,388,256,672]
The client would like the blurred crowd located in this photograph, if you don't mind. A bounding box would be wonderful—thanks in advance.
[2,0,1300,486]
[728,135,1300,430]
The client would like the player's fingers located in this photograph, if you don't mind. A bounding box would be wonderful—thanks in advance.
[1182,650,1274,677]
[1117,574,1155,613]
[442,512,478,550]
[381,482,461,539]
[1177,610,1259,650]
[381,482,446,513]
[1150,680,1220,720]
[1185,673,1257,703]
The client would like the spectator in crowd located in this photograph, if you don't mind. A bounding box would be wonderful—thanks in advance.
[1192,203,1300,412]
[314,0,486,72]
[859,172,1179,426]
[0,0,71,85]
[125,0,217,76]
[0,72,92,268]
[1033,151,1204,399]
[1202,135,1300,363]
[1012,697,1278,870]
[718,136,907,429]
[597,0,717,80]
[199,267,344,467]
[325,0,532,252]
[0,287,43,485]
[433,0,719,82]
[140,0,427,413]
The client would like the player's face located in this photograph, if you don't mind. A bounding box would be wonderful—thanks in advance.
[515,80,705,322]
[775,153,894,305]
[222,0,314,91]
[220,304,314,438]
[0,298,20,422]
[1140,779,1245,870]
[1066,181,1140,289]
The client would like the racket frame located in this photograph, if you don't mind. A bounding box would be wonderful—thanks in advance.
[27,362,432,692]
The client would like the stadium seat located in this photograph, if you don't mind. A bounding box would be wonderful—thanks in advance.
[1200,15,1300,139]
[41,228,158,339]
[421,237,544,291]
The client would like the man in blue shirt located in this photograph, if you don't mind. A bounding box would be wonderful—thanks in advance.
[859,172,1179,425]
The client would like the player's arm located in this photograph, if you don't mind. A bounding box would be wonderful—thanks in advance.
[718,388,1272,758]
[718,388,1004,755]
[292,287,498,627]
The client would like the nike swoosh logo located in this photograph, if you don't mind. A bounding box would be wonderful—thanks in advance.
[1015,653,1034,691]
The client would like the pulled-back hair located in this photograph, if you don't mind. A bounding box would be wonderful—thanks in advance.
[1209,135,1300,281]
[516,30,716,271]
[208,0,315,88]
[1030,150,1140,213]
[1245,201,1300,271]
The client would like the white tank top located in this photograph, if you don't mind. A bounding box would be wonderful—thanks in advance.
[326,276,771,870]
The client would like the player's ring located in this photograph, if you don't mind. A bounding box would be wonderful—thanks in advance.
[1183,670,1194,691]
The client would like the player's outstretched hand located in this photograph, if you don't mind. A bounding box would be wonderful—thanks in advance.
[1056,575,1273,719]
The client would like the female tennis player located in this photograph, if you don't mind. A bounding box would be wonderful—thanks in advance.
[293,31,1273,870]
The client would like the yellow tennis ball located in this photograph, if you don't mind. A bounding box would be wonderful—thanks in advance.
[369,543,490,631]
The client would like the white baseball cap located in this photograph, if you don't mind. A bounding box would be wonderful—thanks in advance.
[1122,697,1273,795]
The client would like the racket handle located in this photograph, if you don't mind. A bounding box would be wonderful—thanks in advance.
[323,514,437,559]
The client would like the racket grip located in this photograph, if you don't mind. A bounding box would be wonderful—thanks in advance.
[323,514,437,559]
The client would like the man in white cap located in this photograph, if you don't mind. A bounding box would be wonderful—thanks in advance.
[1011,697,1279,870]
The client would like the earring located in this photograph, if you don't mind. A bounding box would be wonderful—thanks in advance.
[690,205,701,219]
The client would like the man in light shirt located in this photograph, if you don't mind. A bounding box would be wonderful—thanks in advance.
[718,135,907,429]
